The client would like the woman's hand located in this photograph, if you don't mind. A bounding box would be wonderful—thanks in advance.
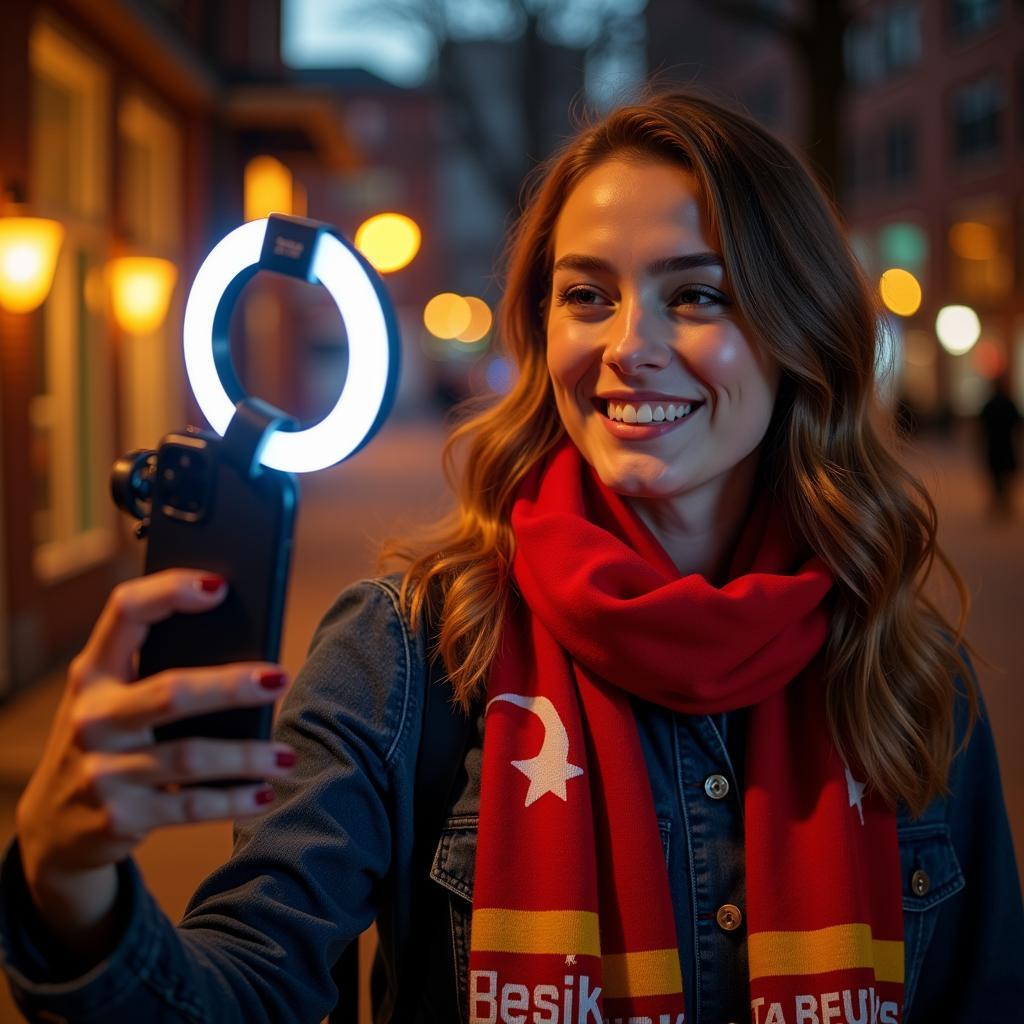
[14,569,297,956]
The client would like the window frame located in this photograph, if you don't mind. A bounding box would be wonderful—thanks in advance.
[28,19,117,583]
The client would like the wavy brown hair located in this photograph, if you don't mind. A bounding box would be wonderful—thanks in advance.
[381,90,975,816]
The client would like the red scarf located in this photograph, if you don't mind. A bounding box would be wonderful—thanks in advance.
[469,439,904,1024]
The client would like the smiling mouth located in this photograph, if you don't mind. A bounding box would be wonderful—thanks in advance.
[600,398,704,424]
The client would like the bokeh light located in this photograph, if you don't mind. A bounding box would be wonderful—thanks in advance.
[879,268,922,317]
[354,212,421,273]
[244,155,293,222]
[455,296,492,342]
[879,222,927,273]
[108,257,178,334]
[935,304,981,356]
[0,217,64,313]
[485,356,514,393]
[424,292,471,339]
[971,339,1005,379]
[949,221,998,261]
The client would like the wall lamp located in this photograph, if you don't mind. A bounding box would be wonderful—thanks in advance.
[108,256,178,335]
[0,184,64,313]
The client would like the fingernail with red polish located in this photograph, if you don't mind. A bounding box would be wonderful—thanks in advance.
[255,787,275,806]
[275,749,297,768]
[258,670,287,691]
[198,574,226,593]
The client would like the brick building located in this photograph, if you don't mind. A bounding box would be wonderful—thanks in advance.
[646,0,1024,419]
[0,0,443,695]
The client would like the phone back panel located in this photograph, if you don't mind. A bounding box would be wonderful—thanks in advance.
[138,431,297,742]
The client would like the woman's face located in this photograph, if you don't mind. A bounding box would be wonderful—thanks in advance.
[546,157,779,510]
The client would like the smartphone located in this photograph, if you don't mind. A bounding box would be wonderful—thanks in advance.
[136,427,297,744]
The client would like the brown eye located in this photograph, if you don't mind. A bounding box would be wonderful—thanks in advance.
[670,287,729,309]
[556,285,609,307]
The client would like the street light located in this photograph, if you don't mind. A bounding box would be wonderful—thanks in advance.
[0,215,64,313]
[108,256,178,334]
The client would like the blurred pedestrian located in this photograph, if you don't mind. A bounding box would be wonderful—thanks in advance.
[978,373,1021,519]
[4,91,1022,1024]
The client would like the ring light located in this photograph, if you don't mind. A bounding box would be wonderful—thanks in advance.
[182,216,400,473]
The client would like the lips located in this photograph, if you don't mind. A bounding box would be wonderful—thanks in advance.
[593,396,707,441]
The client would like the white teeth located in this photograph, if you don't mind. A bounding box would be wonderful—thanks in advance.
[605,400,696,423]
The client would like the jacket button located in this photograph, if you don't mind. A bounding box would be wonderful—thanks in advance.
[716,903,743,931]
[911,869,930,896]
[704,774,730,800]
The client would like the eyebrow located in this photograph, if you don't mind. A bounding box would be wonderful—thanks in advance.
[551,252,724,276]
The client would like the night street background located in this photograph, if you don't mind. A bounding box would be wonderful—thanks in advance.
[1,0,1022,1020]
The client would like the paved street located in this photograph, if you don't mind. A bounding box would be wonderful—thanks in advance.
[0,416,1019,1022]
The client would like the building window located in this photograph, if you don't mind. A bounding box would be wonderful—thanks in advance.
[845,3,921,86]
[949,0,1002,37]
[952,76,1005,159]
[883,4,922,72]
[884,119,917,183]
[118,92,185,455]
[29,20,115,581]
[845,21,880,86]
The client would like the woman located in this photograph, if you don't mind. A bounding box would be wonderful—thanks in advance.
[3,92,1021,1023]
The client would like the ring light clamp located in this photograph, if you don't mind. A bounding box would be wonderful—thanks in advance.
[182,215,401,474]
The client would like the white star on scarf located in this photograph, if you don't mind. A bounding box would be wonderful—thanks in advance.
[486,693,585,807]
[845,765,866,825]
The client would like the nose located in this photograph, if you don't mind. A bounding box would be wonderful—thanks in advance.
[601,296,672,376]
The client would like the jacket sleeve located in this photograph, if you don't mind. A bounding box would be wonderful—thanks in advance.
[0,578,420,1024]
[908,671,1024,1022]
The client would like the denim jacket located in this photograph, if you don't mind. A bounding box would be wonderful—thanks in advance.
[1,576,1021,1023]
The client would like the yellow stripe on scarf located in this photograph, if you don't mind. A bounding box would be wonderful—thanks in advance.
[470,909,601,956]
[471,912,683,998]
[749,923,904,983]
[601,949,684,998]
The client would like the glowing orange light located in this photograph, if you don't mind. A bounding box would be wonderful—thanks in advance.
[0,217,64,312]
[879,268,922,317]
[244,155,293,222]
[424,292,471,339]
[455,296,492,343]
[354,213,421,273]
[108,257,178,334]
[949,221,998,261]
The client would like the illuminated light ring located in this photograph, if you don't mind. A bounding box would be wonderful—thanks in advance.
[183,218,397,473]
